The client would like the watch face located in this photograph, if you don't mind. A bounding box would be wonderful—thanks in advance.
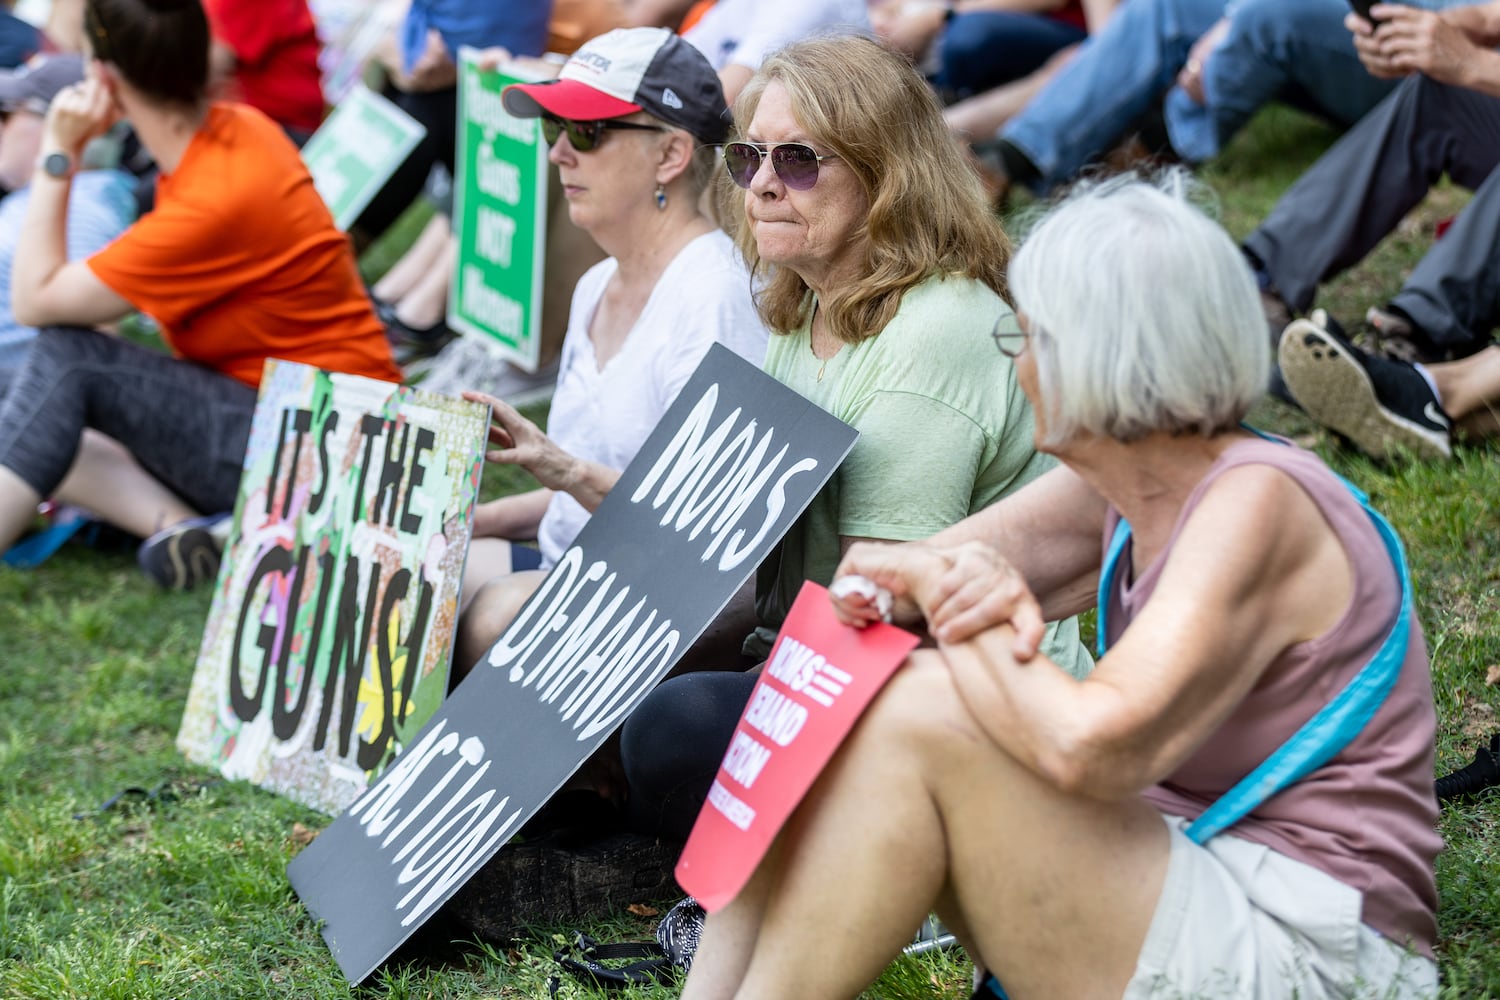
[44,152,71,178]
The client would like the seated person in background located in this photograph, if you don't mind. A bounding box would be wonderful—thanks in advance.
[203,0,325,143]
[873,0,1097,103]
[353,0,553,247]
[977,0,1404,197]
[1250,1,1500,463]
[453,26,770,672]
[1245,2,1500,361]
[929,0,1121,174]
[617,35,1090,839]
[371,2,620,398]
[681,175,1441,1000]
[0,0,401,590]
[0,53,134,387]
[680,0,871,101]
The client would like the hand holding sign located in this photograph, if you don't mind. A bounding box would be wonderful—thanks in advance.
[675,582,920,913]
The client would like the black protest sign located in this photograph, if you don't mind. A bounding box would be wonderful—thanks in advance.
[288,345,858,984]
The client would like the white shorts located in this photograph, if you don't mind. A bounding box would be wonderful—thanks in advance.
[1122,815,1437,1000]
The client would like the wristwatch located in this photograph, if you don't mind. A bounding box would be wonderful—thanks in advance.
[39,151,73,180]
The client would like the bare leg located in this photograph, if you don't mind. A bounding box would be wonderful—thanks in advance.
[0,464,42,552]
[371,212,453,304]
[390,232,457,330]
[1430,345,1500,438]
[54,431,199,538]
[1,432,199,552]
[683,649,1170,1000]
[454,568,547,680]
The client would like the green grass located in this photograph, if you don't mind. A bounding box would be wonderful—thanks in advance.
[2,105,1498,997]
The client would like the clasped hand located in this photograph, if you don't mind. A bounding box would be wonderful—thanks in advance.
[1347,4,1476,85]
[830,539,1046,658]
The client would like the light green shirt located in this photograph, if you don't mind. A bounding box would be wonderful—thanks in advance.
[749,273,1091,677]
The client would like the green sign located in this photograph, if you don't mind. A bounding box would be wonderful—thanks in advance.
[302,84,426,231]
[449,54,548,372]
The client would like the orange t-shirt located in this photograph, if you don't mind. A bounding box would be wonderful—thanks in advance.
[88,103,402,389]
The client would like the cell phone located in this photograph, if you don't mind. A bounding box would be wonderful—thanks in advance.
[1348,0,1383,24]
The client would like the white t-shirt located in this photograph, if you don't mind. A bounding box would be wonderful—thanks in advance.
[683,0,871,71]
[535,229,769,566]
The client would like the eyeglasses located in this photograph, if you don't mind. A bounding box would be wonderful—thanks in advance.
[540,115,667,152]
[722,141,839,191]
[990,324,1030,358]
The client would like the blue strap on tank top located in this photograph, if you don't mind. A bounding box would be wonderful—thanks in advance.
[979,432,1411,999]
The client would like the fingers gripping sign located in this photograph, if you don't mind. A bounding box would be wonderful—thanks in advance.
[462,389,577,491]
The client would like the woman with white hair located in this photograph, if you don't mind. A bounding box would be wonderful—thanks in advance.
[681,176,1442,1000]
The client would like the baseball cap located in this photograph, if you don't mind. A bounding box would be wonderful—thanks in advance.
[502,27,729,145]
[0,54,85,117]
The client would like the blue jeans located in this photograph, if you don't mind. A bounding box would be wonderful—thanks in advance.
[1000,0,1403,190]
[935,11,1087,101]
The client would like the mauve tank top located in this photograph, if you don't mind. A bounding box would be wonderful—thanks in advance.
[1105,436,1441,956]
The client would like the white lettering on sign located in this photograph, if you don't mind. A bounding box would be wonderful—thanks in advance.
[465,72,534,144]
[722,729,772,789]
[486,547,681,741]
[346,720,525,928]
[460,265,524,337]
[629,383,820,573]
[764,637,853,709]
[476,207,517,267]
[743,684,808,747]
[708,778,756,831]
[477,145,522,205]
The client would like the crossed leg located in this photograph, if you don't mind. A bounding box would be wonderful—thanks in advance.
[682,648,1171,1000]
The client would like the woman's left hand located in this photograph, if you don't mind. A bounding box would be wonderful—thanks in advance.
[44,75,117,159]
[463,390,577,492]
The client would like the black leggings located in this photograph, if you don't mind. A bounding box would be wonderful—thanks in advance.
[0,327,255,514]
[620,670,760,842]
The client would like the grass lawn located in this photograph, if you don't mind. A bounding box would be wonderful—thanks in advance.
[2,106,1498,998]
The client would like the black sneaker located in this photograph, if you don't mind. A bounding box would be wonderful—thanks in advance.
[137,515,227,590]
[1278,311,1452,461]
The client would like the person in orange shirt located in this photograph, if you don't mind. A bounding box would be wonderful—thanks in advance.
[0,0,401,590]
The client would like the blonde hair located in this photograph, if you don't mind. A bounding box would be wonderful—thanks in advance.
[731,35,1011,343]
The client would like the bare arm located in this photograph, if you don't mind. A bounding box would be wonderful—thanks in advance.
[831,465,1106,654]
[13,73,134,330]
[472,488,554,541]
[936,465,1356,801]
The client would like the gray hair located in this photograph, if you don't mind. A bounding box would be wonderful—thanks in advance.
[1008,173,1269,447]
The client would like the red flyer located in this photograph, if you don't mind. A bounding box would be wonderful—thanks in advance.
[674,580,920,912]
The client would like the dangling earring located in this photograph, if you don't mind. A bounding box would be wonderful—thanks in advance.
[654,184,668,211]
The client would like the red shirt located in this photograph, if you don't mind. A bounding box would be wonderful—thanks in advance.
[203,0,325,135]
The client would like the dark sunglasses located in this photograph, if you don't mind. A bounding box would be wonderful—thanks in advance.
[722,140,839,191]
[540,115,667,152]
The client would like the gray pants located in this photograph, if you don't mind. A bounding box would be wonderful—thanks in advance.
[1244,74,1500,355]
[0,327,255,515]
